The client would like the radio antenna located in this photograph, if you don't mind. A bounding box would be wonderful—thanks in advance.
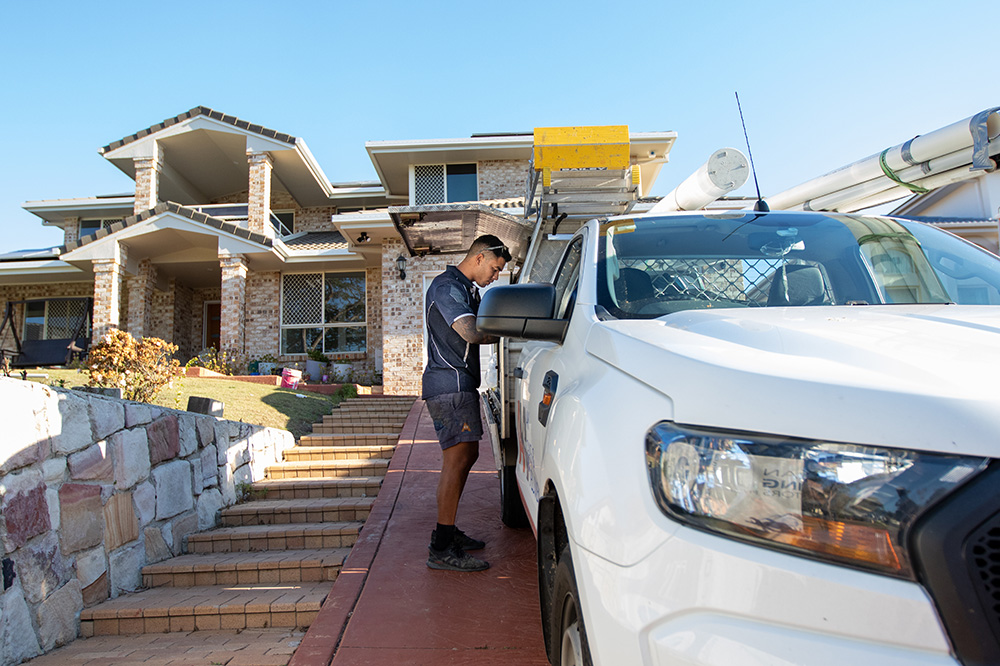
[736,92,769,212]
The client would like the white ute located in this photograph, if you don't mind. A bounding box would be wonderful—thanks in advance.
[478,210,1000,666]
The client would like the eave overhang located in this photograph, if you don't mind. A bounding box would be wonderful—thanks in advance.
[389,203,534,264]
[23,196,135,226]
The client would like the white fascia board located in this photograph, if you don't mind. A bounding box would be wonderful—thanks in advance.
[24,197,135,225]
[0,260,85,278]
[331,212,393,225]
[292,139,337,197]
[328,186,386,199]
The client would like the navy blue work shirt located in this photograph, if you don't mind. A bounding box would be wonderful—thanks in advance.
[422,265,482,399]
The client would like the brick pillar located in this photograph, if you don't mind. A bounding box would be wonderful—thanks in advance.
[247,151,273,237]
[63,217,80,246]
[126,258,157,338]
[92,245,128,340]
[134,143,164,215]
[220,254,247,355]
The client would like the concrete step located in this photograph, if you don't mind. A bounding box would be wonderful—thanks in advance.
[251,477,383,500]
[142,548,351,588]
[299,433,398,447]
[265,458,390,480]
[80,582,332,635]
[282,444,396,461]
[339,396,416,405]
[186,522,360,553]
[220,497,375,526]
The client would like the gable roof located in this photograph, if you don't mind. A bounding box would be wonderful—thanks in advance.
[100,107,296,155]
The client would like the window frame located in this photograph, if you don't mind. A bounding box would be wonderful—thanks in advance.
[79,218,123,238]
[279,271,367,356]
[21,297,92,341]
[409,163,479,205]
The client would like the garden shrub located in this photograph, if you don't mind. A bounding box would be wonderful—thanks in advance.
[186,347,247,375]
[86,329,180,402]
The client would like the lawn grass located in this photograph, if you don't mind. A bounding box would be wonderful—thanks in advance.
[14,367,340,440]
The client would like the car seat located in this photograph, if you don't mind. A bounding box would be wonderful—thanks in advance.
[768,264,830,306]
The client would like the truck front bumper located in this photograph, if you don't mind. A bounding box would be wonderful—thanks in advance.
[572,526,957,666]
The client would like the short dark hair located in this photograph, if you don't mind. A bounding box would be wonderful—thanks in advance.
[468,234,511,262]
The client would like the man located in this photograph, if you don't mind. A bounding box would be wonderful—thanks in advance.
[422,235,511,571]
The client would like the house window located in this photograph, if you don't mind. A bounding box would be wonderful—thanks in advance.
[280,272,366,354]
[23,298,91,341]
[413,164,478,205]
[79,219,123,238]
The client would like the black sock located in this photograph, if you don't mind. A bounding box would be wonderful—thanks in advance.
[433,523,455,550]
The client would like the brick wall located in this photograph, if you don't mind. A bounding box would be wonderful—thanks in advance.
[478,159,529,200]
[171,282,195,362]
[365,265,383,376]
[247,152,273,237]
[381,239,453,395]
[293,207,337,233]
[63,217,80,246]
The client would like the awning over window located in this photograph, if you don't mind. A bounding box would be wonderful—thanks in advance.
[389,203,534,264]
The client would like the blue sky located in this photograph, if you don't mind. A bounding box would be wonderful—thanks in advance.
[0,0,990,252]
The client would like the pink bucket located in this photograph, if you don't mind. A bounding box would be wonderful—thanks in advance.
[280,368,302,389]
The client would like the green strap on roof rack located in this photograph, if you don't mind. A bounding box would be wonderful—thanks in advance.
[879,149,930,194]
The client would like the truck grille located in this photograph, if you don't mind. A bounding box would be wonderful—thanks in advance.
[913,463,1000,666]
[967,515,1000,637]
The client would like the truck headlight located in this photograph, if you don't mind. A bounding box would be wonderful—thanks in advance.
[645,421,987,579]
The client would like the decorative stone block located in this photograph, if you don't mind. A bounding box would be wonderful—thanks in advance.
[112,428,150,490]
[68,441,112,481]
[75,546,107,589]
[3,379,51,475]
[169,511,199,556]
[196,416,216,448]
[108,542,143,597]
[36,578,82,650]
[2,583,42,663]
[197,488,223,530]
[178,413,197,457]
[201,444,219,488]
[46,487,61,533]
[187,396,224,417]
[132,481,156,527]
[152,460,192,520]
[12,531,65,604]
[124,402,152,428]
[146,414,180,465]
[42,457,67,485]
[81,571,108,607]
[143,526,171,564]
[58,483,103,554]
[51,391,94,455]
[90,397,124,441]
[103,492,138,552]
[4,483,51,549]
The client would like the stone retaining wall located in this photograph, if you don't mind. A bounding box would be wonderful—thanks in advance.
[0,378,294,665]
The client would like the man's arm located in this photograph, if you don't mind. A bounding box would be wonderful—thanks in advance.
[452,315,500,345]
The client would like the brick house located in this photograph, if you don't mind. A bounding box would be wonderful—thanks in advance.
[0,108,675,394]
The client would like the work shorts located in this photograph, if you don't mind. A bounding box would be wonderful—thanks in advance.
[425,391,483,450]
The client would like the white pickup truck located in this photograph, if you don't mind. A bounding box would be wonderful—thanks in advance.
[477,209,1000,666]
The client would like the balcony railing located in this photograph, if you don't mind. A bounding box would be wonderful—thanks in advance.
[190,204,293,237]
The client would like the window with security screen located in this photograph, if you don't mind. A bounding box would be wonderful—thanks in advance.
[280,272,366,355]
[412,164,478,204]
[22,298,91,341]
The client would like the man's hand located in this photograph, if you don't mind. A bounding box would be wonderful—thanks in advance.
[452,316,499,344]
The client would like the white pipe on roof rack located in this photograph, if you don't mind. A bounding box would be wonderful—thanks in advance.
[766,108,1000,211]
[789,137,1000,212]
[649,148,749,213]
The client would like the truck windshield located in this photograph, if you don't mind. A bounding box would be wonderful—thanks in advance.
[596,211,1000,319]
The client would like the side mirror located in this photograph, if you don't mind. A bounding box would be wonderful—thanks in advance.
[477,284,568,341]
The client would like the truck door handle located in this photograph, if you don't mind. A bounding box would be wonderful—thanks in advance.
[513,367,524,379]
[538,370,558,426]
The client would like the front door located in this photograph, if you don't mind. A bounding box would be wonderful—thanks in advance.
[204,301,221,350]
